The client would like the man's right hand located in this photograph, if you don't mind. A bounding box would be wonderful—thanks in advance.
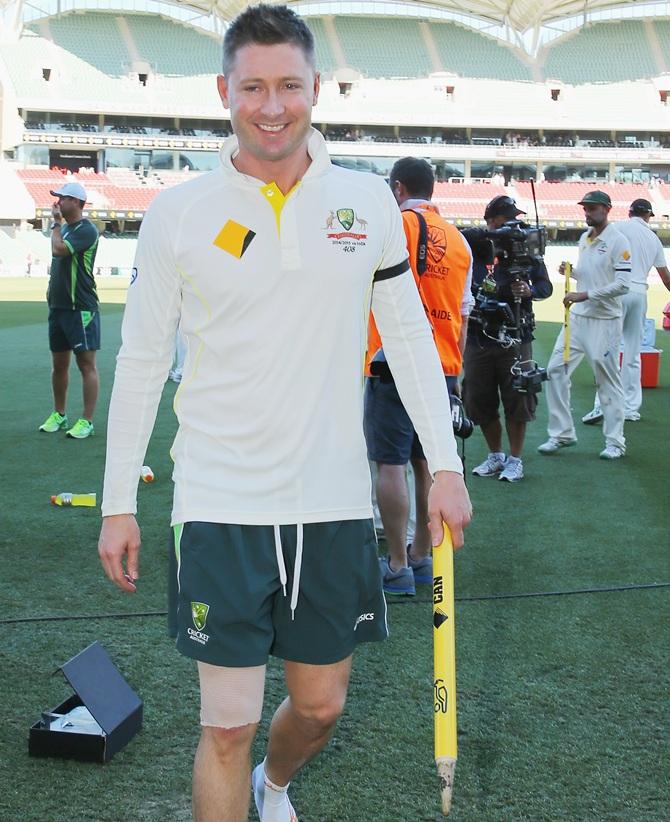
[98,514,141,593]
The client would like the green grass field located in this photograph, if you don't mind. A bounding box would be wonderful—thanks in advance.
[1,293,668,821]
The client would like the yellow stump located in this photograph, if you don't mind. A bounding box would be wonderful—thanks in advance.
[433,528,457,815]
[563,261,572,373]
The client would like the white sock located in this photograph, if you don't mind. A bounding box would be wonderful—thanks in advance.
[491,451,505,461]
[252,760,295,821]
[506,456,521,465]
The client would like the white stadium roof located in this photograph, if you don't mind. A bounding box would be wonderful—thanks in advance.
[161,0,664,33]
[0,0,665,31]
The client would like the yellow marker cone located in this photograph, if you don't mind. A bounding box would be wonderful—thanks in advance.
[433,527,457,815]
[51,493,97,507]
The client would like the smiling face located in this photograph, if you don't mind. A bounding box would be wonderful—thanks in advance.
[217,42,320,181]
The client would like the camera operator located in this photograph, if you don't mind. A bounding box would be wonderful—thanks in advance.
[462,195,552,482]
[364,158,474,595]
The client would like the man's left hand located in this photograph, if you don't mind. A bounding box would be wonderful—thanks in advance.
[563,290,588,306]
[427,471,472,550]
[510,280,531,300]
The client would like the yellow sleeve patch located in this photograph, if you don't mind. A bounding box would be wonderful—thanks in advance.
[621,250,631,261]
[213,220,256,258]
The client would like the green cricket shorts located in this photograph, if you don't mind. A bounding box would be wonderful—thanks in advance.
[169,519,388,667]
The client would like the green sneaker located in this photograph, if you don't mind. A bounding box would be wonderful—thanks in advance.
[66,418,94,439]
[39,411,68,433]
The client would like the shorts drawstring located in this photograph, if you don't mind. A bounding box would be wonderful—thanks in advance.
[273,525,287,596]
[290,524,303,621]
[273,523,304,621]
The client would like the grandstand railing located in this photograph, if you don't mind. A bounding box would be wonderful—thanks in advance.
[22,128,670,166]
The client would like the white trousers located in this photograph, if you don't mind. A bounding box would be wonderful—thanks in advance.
[592,291,647,415]
[546,314,625,451]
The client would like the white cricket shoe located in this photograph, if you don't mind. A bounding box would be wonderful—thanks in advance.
[499,458,524,482]
[582,408,603,425]
[625,411,641,422]
[472,453,506,477]
[252,762,298,822]
[599,445,625,460]
[537,437,577,455]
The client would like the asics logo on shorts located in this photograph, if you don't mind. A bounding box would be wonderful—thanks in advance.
[354,612,375,630]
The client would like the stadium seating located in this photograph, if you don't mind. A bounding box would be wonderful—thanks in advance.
[305,17,338,76]
[123,14,220,76]
[542,22,657,84]
[515,181,653,222]
[431,22,532,82]
[433,181,507,218]
[334,17,433,78]
[43,12,130,76]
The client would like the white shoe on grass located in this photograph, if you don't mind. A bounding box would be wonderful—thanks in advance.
[599,445,625,460]
[472,452,506,477]
[499,458,524,482]
[582,408,603,425]
[537,437,577,455]
[252,762,298,822]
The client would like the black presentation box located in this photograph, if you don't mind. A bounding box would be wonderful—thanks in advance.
[29,641,143,764]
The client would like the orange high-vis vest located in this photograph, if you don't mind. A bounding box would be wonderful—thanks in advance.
[366,203,471,376]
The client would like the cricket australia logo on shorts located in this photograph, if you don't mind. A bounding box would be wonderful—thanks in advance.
[188,601,210,645]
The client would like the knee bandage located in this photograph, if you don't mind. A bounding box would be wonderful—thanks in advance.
[198,661,266,728]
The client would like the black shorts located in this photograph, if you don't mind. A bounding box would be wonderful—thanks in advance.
[168,520,388,667]
[48,308,100,353]
[462,341,537,425]
[363,375,457,465]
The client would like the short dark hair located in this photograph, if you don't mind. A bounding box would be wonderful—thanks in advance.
[389,158,435,200]
[222,4,315,74]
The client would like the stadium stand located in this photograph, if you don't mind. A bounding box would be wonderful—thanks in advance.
[432,180,507,218]
[542,21,658,84]
[651,20,670,74]
[122,13,220,76]
[16,168,164,211]
[431,21,532,82]
[334,17,433,78]
[5,9,670,237]
[305,17,339,77]
[515,181,653,222]
[40,12,130,76]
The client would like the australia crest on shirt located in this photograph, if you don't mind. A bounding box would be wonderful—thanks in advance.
[324,208,369,251]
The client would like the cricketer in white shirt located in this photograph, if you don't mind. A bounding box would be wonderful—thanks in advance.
[544,222,632,453]
[102,129,463,527]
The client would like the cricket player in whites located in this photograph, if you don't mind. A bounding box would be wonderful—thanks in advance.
[98,5,471,821]
[539,190,632,460]
[582,198,670,423]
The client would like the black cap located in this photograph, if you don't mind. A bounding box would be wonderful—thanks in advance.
[630,198,654,216]
[484,195,526,221]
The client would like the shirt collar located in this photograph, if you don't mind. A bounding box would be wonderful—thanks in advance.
[400,198,440,214]
[218,127,331,188]
[587,222,614,245]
